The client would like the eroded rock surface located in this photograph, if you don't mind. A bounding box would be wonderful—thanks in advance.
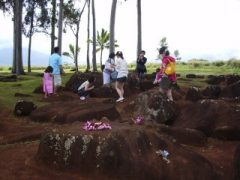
[37,124,218,180]
[30,99,120,123]
[131,89,177,124]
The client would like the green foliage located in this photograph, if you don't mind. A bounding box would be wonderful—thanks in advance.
[212,61,225,67]
[22,0,50,37]
[227,59,240,68]
[159,37,168,47]
[63,44,80,63]
[89,28,119,66]
[30,66,45,70]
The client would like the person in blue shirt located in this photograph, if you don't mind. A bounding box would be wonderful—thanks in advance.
[49,47,64,94]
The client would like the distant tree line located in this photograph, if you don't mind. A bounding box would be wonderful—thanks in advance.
[0,0,144,75]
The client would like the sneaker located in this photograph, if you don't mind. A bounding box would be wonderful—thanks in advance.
[116,97,124,102]
[80,96,86,100]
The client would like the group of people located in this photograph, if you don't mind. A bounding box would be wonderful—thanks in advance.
[101,47,176,102]
[79,51,129,102]
[43,46,177,102]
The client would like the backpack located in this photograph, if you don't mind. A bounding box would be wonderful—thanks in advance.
[164,59,176,75]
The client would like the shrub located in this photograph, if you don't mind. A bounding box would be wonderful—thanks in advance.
[192,62,201,68]
[31,67,45,70]
[212,61,225,67]
[227,59,240,68]
[179,62,187,65]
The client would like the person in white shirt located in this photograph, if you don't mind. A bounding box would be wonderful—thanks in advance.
[115,51,128,102]
[78,76,95,100]
[103,53,115,86]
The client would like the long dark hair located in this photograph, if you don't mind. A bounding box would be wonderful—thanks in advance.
[109,52,115,59]
[116,51,124,59]
[159,46,170,56]
[88,76,95,83]
[45,66,53,73]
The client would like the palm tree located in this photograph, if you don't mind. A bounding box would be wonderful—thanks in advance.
[174,50,181,60]
[13,0,24,74]
[63,44,80,70]
[137,0,142,57]
[57,0,64,55]
[92,0,97,71]
[86,0,91,71]
[109,0,117,54]
[51,0,56,54]
[89,28,119,68]
[64,0,88,71]
[1,0,25,74]
[160,37,168,47]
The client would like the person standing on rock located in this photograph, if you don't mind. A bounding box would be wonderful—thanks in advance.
[49,47,64,94]
[115,51,128,102]
[103,52,116,86]
[156,46,176,101]
[136,50,147,87]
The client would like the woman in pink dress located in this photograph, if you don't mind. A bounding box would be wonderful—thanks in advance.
[43,66,53,98]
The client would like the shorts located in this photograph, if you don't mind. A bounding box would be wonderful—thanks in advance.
[116,76,127,83]
[53,74,62,86]
[159,76,174,90]
[78,88,89,97]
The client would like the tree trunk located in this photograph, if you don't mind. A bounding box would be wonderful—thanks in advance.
[27,33,32,73]
[51,0,56,54]
[28,6,35,73]
[58,0,63,55]
[86,0,91,71]
[92,0,97,71]
[12,0,24,75]
[137,0,142,57]
[75,22,80,72]
[109,0,117,54]
[100,48,103,69]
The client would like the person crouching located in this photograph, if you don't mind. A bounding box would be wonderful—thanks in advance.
[78,76,95,100]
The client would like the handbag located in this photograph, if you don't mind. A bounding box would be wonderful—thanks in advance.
[111,70,118,80]
[164,59,176,75]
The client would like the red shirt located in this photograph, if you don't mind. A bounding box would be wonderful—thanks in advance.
[156,55,176,82]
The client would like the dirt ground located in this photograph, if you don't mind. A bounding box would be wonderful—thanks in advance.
[0,84,240,179]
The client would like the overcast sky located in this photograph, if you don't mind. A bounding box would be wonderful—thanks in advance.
[1,0,240,65]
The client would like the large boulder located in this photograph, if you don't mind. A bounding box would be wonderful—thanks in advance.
[173,99,240,139]
[30,99,120,123]
[90,86,119,98]
[14,100,37,116]
[37,124,218,180]
[221,80,240,98]
[225,75,240,85]
[206,75,225,85]
[65,72,103,93]
[234,145,240,180]
[157,125,207,146]
[65,72,156,96]
[0,75,17,82]
[185,87,202,102]
[202,85,221,99]
[131,89,177,124]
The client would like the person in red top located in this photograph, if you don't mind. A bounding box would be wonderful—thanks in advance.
[155,46,177,101]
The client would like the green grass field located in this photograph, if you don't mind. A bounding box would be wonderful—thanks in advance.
[0,61,239,111]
